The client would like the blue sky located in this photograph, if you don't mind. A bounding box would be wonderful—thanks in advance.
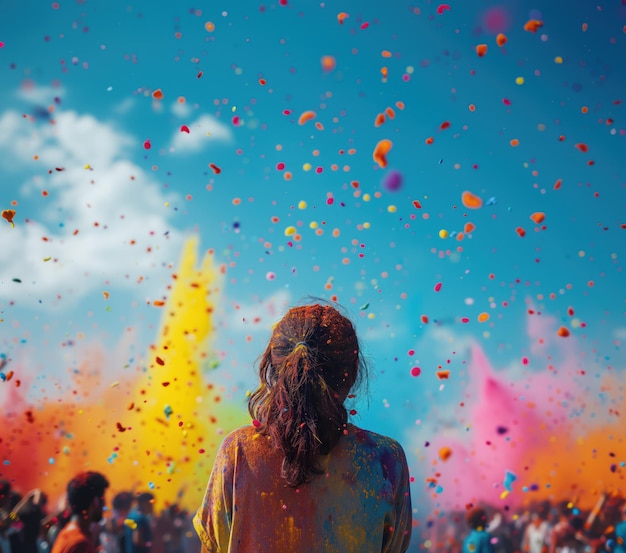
[1,0,625,545]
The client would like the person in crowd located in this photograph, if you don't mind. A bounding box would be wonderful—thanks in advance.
[193,303,412,552]
[50,472,109,553]
[125,493,154,553]
[101,492,133,553]
[522,502,550,553]
[463,507,494,553]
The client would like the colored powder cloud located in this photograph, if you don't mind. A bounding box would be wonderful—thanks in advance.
[0,237,249,511]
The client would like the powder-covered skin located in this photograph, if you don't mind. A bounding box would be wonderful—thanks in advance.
[194,423,412,553]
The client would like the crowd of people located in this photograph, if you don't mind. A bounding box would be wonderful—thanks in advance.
[0,475,200,553]
[429,494,626,553]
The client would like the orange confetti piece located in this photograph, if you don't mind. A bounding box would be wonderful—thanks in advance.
[438,447,452,461]
[395,101,405,110]
[103,291,110,300]
[385,107,396,119]
[298,110,316,125]
[374,113,386,127]
[2,209,16,227]
[510,138,520,147]
[515,226,526,237]
[464,222,475,234]
[477,312,490,323]
[496,33,508,46]
[337,12,349,24]
[321,55,336,72]
[381,50,392,58]
[153,300,166,307]
[575,143,589,153]
[436,370,450,380]
[476,44,488,57]
[152,89,164,100]
[523,19,543,33]
[557,326,570,337]
[425,136,434,145]
[530,212,545,224]
[373,139,393,168]
[461,191,483,209]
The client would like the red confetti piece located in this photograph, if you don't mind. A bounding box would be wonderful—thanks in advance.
[440,120,450,130]
[554,178,563,190]
[180,125,190,133]
[410,367,421,377]
[421,315,429,324]
[523,19,543,33]
[116,422,127,433]
[434,282,442,292]
[156,356,165,366]
[557,326,570,337]
[143,140,151,150]
[515,226,526,237]
[436,4,451,15]
[2,209,16,227]
[567,307,575,316]
[337,12,349,24]
[152,89,164,100]
[412,200,422,209]
[476,44,488,57]
[209,163,221,174]
[575,143,589,152]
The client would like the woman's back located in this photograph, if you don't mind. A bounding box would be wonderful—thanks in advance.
[193,423,412,553]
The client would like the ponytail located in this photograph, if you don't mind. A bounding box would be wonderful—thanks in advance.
[248,304,362,487]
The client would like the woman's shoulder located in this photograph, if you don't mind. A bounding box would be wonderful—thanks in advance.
[346,424,408,459]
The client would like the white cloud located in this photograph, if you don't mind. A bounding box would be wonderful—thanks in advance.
[0,108,183,307]
[168,114,233,154]
[171,100,191,119]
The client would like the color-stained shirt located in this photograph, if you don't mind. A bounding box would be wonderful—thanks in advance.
[463,530,494,553]
[50,523,97,553]
[615,520,626,553]
[193,424,412,553]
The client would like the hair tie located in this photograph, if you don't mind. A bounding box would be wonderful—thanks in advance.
[293,341,308,354]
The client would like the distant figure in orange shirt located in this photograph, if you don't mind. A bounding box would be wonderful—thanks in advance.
[194,303,413,552]
[51,472,109,553]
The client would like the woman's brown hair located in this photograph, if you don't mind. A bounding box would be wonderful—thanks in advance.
[248,304,364,487]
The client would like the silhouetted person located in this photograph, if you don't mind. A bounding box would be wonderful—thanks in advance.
[50,472,109,553]
[124,493,154,553]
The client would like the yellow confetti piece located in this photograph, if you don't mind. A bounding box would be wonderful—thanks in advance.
[439,229,448,239]
[515,76,525,85]
[298,200,307,209]
[124,519,138,530]
[284,226,296,236]
[500,490,510,499]
[554,56,563,64]
[387,205,397,213]
[43,257,51,262]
